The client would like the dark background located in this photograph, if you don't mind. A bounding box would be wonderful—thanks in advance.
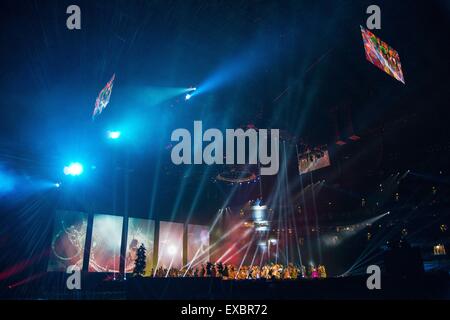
[0,0,449,280]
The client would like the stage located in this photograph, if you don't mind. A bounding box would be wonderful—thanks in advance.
[2,272,449,300]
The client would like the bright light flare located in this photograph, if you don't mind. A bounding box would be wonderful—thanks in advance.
[108,131,121,139]
[64,163,84,176]
[167,245,177,256]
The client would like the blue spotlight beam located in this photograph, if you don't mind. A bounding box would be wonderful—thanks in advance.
[194,35,282,98]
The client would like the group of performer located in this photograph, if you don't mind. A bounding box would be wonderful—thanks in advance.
[150,263,327,280]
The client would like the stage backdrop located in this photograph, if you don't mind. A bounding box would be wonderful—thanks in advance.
[88,214,123,272]
[187,224,210,266]
[48,211,88,272]
[125,218,155,275]
[158,221,184,269]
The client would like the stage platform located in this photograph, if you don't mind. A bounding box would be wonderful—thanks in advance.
[1,272,449,300]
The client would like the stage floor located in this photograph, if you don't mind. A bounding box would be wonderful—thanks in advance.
[1,272,449,300]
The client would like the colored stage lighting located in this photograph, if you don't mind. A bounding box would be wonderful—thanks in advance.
[54,182,61,188]
[63,163,84,176]
[185,94,192,101]
[108,131,121,139]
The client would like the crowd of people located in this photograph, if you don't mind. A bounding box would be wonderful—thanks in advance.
[149,263,327,280]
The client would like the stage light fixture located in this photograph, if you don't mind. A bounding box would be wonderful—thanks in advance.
[54,182,61,188]
[108,131,121,139]
[64,162,84,176]
[185,94,192,101]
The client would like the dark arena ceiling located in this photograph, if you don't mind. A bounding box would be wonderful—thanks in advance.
[0,1,449,270]
[1,0,449,219]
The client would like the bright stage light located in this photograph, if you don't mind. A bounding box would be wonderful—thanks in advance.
[54,182,61,188]
[269,239,277,244]
[167,245,177,256]
[64,163,84,176]
[252,205,267,221]
[108,131,121,139]
[185,94,192,101]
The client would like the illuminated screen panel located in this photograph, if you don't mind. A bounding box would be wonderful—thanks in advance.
[125,218,155,275]
[361,26,405,84]
[252,205,269,232]
[187,224,209,265]
[88,214,123,272]
[298,150,331,174]
[48,211,88,272]
[158,221,184,269]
